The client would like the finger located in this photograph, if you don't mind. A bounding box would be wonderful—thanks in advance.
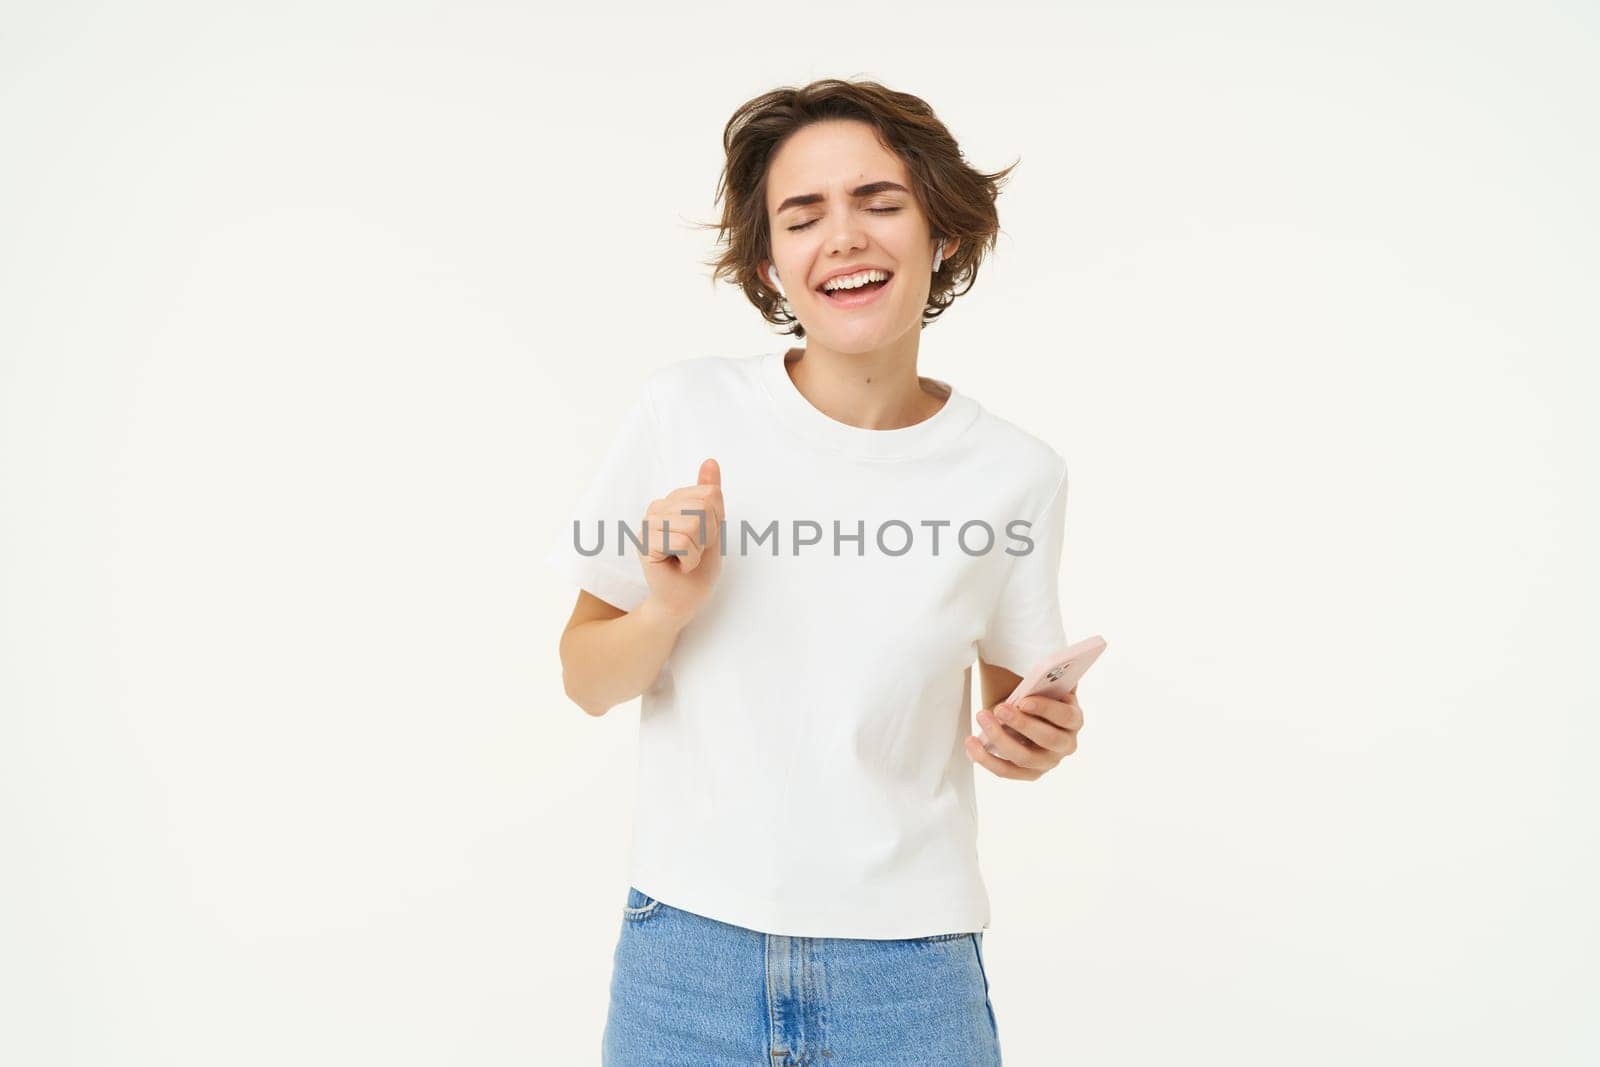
[675,501,724,545]
[1014,695,1083,733]
[698,457,720,487]
[964,735,1040,780]
[666,482,721,507]
[641,524,698,564]
[663,488,726,534]
[648,505,716,549]
[1060,689,1084,730]
[642,524,702,569]
[978,708,1048,753]
[976,709,1051,770]
[995,701,1079,754]
[675,528,709,573]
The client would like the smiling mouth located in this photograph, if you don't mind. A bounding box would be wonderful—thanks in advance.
[818,272,894,305]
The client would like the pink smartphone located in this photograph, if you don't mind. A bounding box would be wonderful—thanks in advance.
[982,635,1106,755]
[1003,635,1106,706]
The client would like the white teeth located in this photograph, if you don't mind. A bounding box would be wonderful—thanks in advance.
[822,269,890,292]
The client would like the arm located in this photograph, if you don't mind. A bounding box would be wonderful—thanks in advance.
[554,457,724,717]
[557,590,692,717]
[978,658,1022,716]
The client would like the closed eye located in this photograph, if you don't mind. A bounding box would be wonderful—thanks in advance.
[787,207,901,232]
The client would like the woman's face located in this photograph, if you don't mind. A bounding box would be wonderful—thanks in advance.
[764,119,956,352]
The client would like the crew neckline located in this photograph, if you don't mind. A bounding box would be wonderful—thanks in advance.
[759,347,979,461]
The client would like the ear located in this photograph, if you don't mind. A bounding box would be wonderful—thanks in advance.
[936,236,961,260]
[763,262,786,297]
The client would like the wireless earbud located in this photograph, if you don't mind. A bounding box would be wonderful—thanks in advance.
[767,265,787,299]
[932,238,944,273]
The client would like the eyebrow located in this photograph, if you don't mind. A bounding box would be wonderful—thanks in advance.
[774,180,910,215]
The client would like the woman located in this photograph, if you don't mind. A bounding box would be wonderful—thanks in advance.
[546,78,1087,1066]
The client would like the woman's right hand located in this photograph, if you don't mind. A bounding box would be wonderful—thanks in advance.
[637,458,724,621]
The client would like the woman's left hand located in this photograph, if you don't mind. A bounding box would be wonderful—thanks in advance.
[965,689,1084,780]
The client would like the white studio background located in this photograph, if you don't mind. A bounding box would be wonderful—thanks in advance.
[2,2,1595,1064]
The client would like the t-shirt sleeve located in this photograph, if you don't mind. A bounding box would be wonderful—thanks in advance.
[541,380,664,613]
[977,457,1069,678]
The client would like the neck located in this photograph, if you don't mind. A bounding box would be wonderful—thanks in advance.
[783,338,948,431]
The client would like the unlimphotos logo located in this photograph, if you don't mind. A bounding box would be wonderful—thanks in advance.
[570,512,1036,559]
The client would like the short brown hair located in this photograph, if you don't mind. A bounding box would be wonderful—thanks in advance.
[697,78,1018,339]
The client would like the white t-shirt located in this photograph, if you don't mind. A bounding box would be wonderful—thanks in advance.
[543,347,1069,939]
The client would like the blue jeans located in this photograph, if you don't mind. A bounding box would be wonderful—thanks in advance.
[602,886,1003,1065]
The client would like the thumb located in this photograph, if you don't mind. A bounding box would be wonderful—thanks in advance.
[698,457,720,487]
